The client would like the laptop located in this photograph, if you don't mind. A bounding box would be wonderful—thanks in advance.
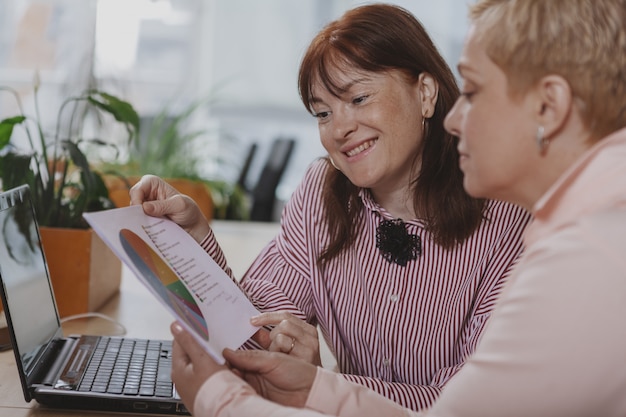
[0,184,189,415]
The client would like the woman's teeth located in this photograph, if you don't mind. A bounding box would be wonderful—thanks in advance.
[346,140,376,157]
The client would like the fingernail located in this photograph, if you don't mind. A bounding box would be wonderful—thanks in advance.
[143,201,155,213]
[171,322,183,335]
[250,316,260,324]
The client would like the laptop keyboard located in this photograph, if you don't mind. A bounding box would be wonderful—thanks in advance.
[78,337,173,397]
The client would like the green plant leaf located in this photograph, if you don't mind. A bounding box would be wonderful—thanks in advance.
[1,84,141,228]
[0,115,26,150]
[0,152,35,191]
[87,91,140,143]
[62,139,96,192]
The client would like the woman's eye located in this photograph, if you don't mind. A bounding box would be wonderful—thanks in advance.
[313,111,330,120]
[353,95,368,105]
[461,91,475,101]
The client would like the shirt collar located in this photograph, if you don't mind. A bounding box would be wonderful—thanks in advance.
[527,127,626,243]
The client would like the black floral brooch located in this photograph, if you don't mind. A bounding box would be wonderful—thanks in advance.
[376,219,421,266]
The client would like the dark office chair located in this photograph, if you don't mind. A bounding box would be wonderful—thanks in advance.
[236,142,258,190]
[248,138,296,222]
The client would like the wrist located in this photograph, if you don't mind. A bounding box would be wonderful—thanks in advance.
[188,219,211,244]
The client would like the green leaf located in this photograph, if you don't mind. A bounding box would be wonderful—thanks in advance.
[87,92,140,143]
[0,115,26,150]
[0,152,35,191]
[1,84,145,228]
[62,139,95,192]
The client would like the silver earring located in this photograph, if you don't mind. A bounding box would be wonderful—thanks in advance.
[536,125,549,153]
[329,156,340,170]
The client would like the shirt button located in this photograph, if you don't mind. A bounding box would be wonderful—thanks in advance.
[389,294,399,303]
[383,358,391,367]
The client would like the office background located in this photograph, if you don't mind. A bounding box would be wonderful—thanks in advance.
[0,0,468,220]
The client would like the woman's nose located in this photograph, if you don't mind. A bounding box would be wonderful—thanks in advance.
[332,106,358,139]
[444,99,461,137]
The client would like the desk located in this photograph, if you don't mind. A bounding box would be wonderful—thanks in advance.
[0,220,281,417]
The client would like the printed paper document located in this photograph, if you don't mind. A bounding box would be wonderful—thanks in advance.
[84,205,259,364]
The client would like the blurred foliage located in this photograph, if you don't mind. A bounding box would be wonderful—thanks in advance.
[100,98,249,220]
[0,81,139,228]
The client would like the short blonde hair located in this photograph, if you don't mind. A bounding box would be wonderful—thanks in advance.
[469,0,626,140]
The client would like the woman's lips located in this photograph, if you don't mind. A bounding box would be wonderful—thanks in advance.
[345,139,377,157]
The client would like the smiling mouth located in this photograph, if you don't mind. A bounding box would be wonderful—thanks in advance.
[345,139,377,157]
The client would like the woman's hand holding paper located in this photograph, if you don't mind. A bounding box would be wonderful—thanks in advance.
[129,175,211,244]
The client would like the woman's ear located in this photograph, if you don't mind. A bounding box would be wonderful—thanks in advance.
[535,74,573,138]
[418,72,439,118]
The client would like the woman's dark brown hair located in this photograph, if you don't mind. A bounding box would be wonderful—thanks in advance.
[298,3,485,263]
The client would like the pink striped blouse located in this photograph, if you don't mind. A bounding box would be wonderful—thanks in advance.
[201,159,531,411]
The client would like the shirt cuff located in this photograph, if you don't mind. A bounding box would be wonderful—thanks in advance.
[194,370,254,416]
[305,367,415,417]
[195,370,329,417]
[199,231,212,250]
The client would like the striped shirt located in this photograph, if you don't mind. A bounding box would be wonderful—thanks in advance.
[201,159,531,411]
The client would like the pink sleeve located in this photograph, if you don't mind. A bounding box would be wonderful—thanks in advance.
[193,370,334,417]
[306,368,421,417]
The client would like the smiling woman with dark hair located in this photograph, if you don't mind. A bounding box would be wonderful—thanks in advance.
[130,3,530,413]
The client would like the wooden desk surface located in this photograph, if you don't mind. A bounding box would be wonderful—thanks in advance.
[0,220,280,417]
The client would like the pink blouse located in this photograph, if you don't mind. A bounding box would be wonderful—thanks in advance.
[201,159,530,410]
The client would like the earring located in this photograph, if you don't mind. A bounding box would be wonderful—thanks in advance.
[329,156,340,170]
[536,125,549,153]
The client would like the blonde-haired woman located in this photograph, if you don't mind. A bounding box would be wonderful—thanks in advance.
[170,0,626,415]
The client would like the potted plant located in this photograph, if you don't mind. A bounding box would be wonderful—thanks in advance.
[0,77,140,317]
[101,98,249,221]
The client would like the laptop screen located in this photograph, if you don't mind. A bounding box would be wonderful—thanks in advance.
[0,185,62,375]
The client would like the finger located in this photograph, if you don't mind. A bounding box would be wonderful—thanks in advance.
[171,339,191,368]
[223,348,283,374]
[257,315,318,356]
[267,333,295,354]
[268,320,317,348]
[140,200,168,217]
[251,327,292,353]
[128,176,152,205]
[129,175,171,204]
[171,339,193,390]
[250,311,297,327]
[252,312,318,338]
[267,325,322,365]
[141,194,184,218]
[250,328,272,350]
[170,321,210,363]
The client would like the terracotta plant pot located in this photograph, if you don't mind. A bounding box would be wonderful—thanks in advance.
[39,227,122,318]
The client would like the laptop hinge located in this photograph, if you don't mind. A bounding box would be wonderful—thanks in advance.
[30,337,77,387]
[55,335,100,389]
